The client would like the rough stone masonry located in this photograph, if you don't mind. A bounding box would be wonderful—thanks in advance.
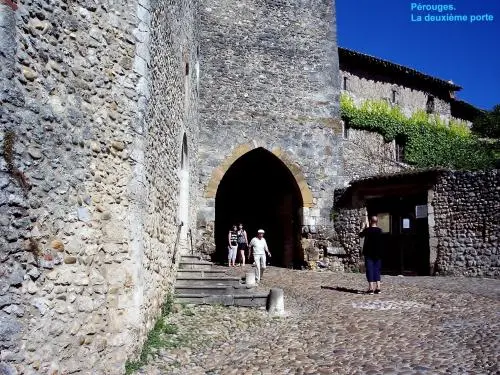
[0,0,498,373]
[0,0,199,373]
[196,0,343,253]
[1,0,343,371]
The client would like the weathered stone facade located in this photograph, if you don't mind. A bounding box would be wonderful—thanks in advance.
[340,74,452,119]
[332,169,499,278]
[430,170,499,278]
[339,48,460,120]
[338,49,478,182]
[0,0,198,373]
[1,0,496,373]
[343,128,410,182]
[196,0,342,255]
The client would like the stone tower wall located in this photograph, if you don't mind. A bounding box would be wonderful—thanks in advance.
[0,0,198,373]
[197,0,343,254]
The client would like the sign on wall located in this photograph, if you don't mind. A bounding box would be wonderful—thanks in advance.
[415,205,428,218]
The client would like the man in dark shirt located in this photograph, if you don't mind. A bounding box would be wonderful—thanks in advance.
[359,215,383,294]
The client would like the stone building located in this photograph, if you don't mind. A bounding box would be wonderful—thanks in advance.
[196,0,342,267]
[0,0,497,373]
[338,47,482,181]
[0,0,341,373]
[333,169,499,278]
[339,47,481,121]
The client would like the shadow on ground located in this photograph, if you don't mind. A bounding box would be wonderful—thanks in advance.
[320,285,364,294]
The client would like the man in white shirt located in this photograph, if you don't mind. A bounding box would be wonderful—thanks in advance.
[249,229,272,282]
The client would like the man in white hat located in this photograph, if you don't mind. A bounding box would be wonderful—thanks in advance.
[249,229,272,282]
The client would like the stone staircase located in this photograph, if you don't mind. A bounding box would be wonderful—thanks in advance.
[174,255,269,307]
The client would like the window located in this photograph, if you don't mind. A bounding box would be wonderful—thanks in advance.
[395,136,405,162]
[343,76,348,90]
[185,62,189,76]
[343,124,349,139]
[377,213,391,233]
[426,95,435,114]
[391,89,397,103]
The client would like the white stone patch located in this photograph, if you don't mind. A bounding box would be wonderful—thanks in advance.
[352,300,430,311]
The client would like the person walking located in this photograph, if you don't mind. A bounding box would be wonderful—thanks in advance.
[359,215,383,294]
[249,229,271,282]
[228,224,238,267]
[236,223,249,266]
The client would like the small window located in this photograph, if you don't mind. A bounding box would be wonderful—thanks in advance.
[343,124,349,139]
[185,62,189,76]
[391,89,397,103]
[426,95,435,114]
[343,76,348,90]
[395,136,405,162]
[378,213,391,233]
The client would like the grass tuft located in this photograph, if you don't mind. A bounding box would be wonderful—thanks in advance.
[125,295,178,374]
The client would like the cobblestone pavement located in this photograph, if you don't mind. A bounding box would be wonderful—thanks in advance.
[137,267,500,375]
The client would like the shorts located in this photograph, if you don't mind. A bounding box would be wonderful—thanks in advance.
[228,245,237,261]
[237,243,248,251]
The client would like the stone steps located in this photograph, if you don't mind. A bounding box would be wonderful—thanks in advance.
[178,260,213,271]
[175,276,242,287]
[176,269,227,278]
[180,254,202,262]
[175,284,256,295]
[175,293,269,307]
[174,255,270,307]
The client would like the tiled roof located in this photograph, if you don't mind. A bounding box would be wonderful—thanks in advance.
[348,167,449,186]
[338,47,462,92]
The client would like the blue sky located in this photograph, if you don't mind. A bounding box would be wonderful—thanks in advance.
[336,0,500,110]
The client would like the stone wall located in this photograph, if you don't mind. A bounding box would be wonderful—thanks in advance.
[340,72,452,118]
[431,169,499,278]
[197,0,342,255]
[332,170,500,278]
[0,0,198,373]
[140,0,199,354]
[343,128,411,181]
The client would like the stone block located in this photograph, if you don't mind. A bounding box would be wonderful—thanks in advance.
[266,288,284,315]
[0,315,22,341]
[327,246,346,256]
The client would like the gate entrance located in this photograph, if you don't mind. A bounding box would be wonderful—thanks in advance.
[367,194,430,276]
[215,148,303,267]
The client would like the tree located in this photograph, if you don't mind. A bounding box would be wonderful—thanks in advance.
[472,105,500,139]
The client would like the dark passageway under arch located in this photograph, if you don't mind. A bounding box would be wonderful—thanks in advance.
[214,148,303,267]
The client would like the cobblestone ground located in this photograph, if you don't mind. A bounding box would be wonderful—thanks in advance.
[137,267,500,375]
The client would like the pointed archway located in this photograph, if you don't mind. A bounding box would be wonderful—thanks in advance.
[214,148,303,267]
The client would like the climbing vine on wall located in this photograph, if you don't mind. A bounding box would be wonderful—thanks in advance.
[340,94,497,170]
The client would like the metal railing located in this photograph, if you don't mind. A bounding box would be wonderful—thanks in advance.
[171,221,183,266]
[188,228,194,255]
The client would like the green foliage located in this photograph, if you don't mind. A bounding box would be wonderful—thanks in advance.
[125,295,177,374]
[472,104,500,139]
[340,94,497,170]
